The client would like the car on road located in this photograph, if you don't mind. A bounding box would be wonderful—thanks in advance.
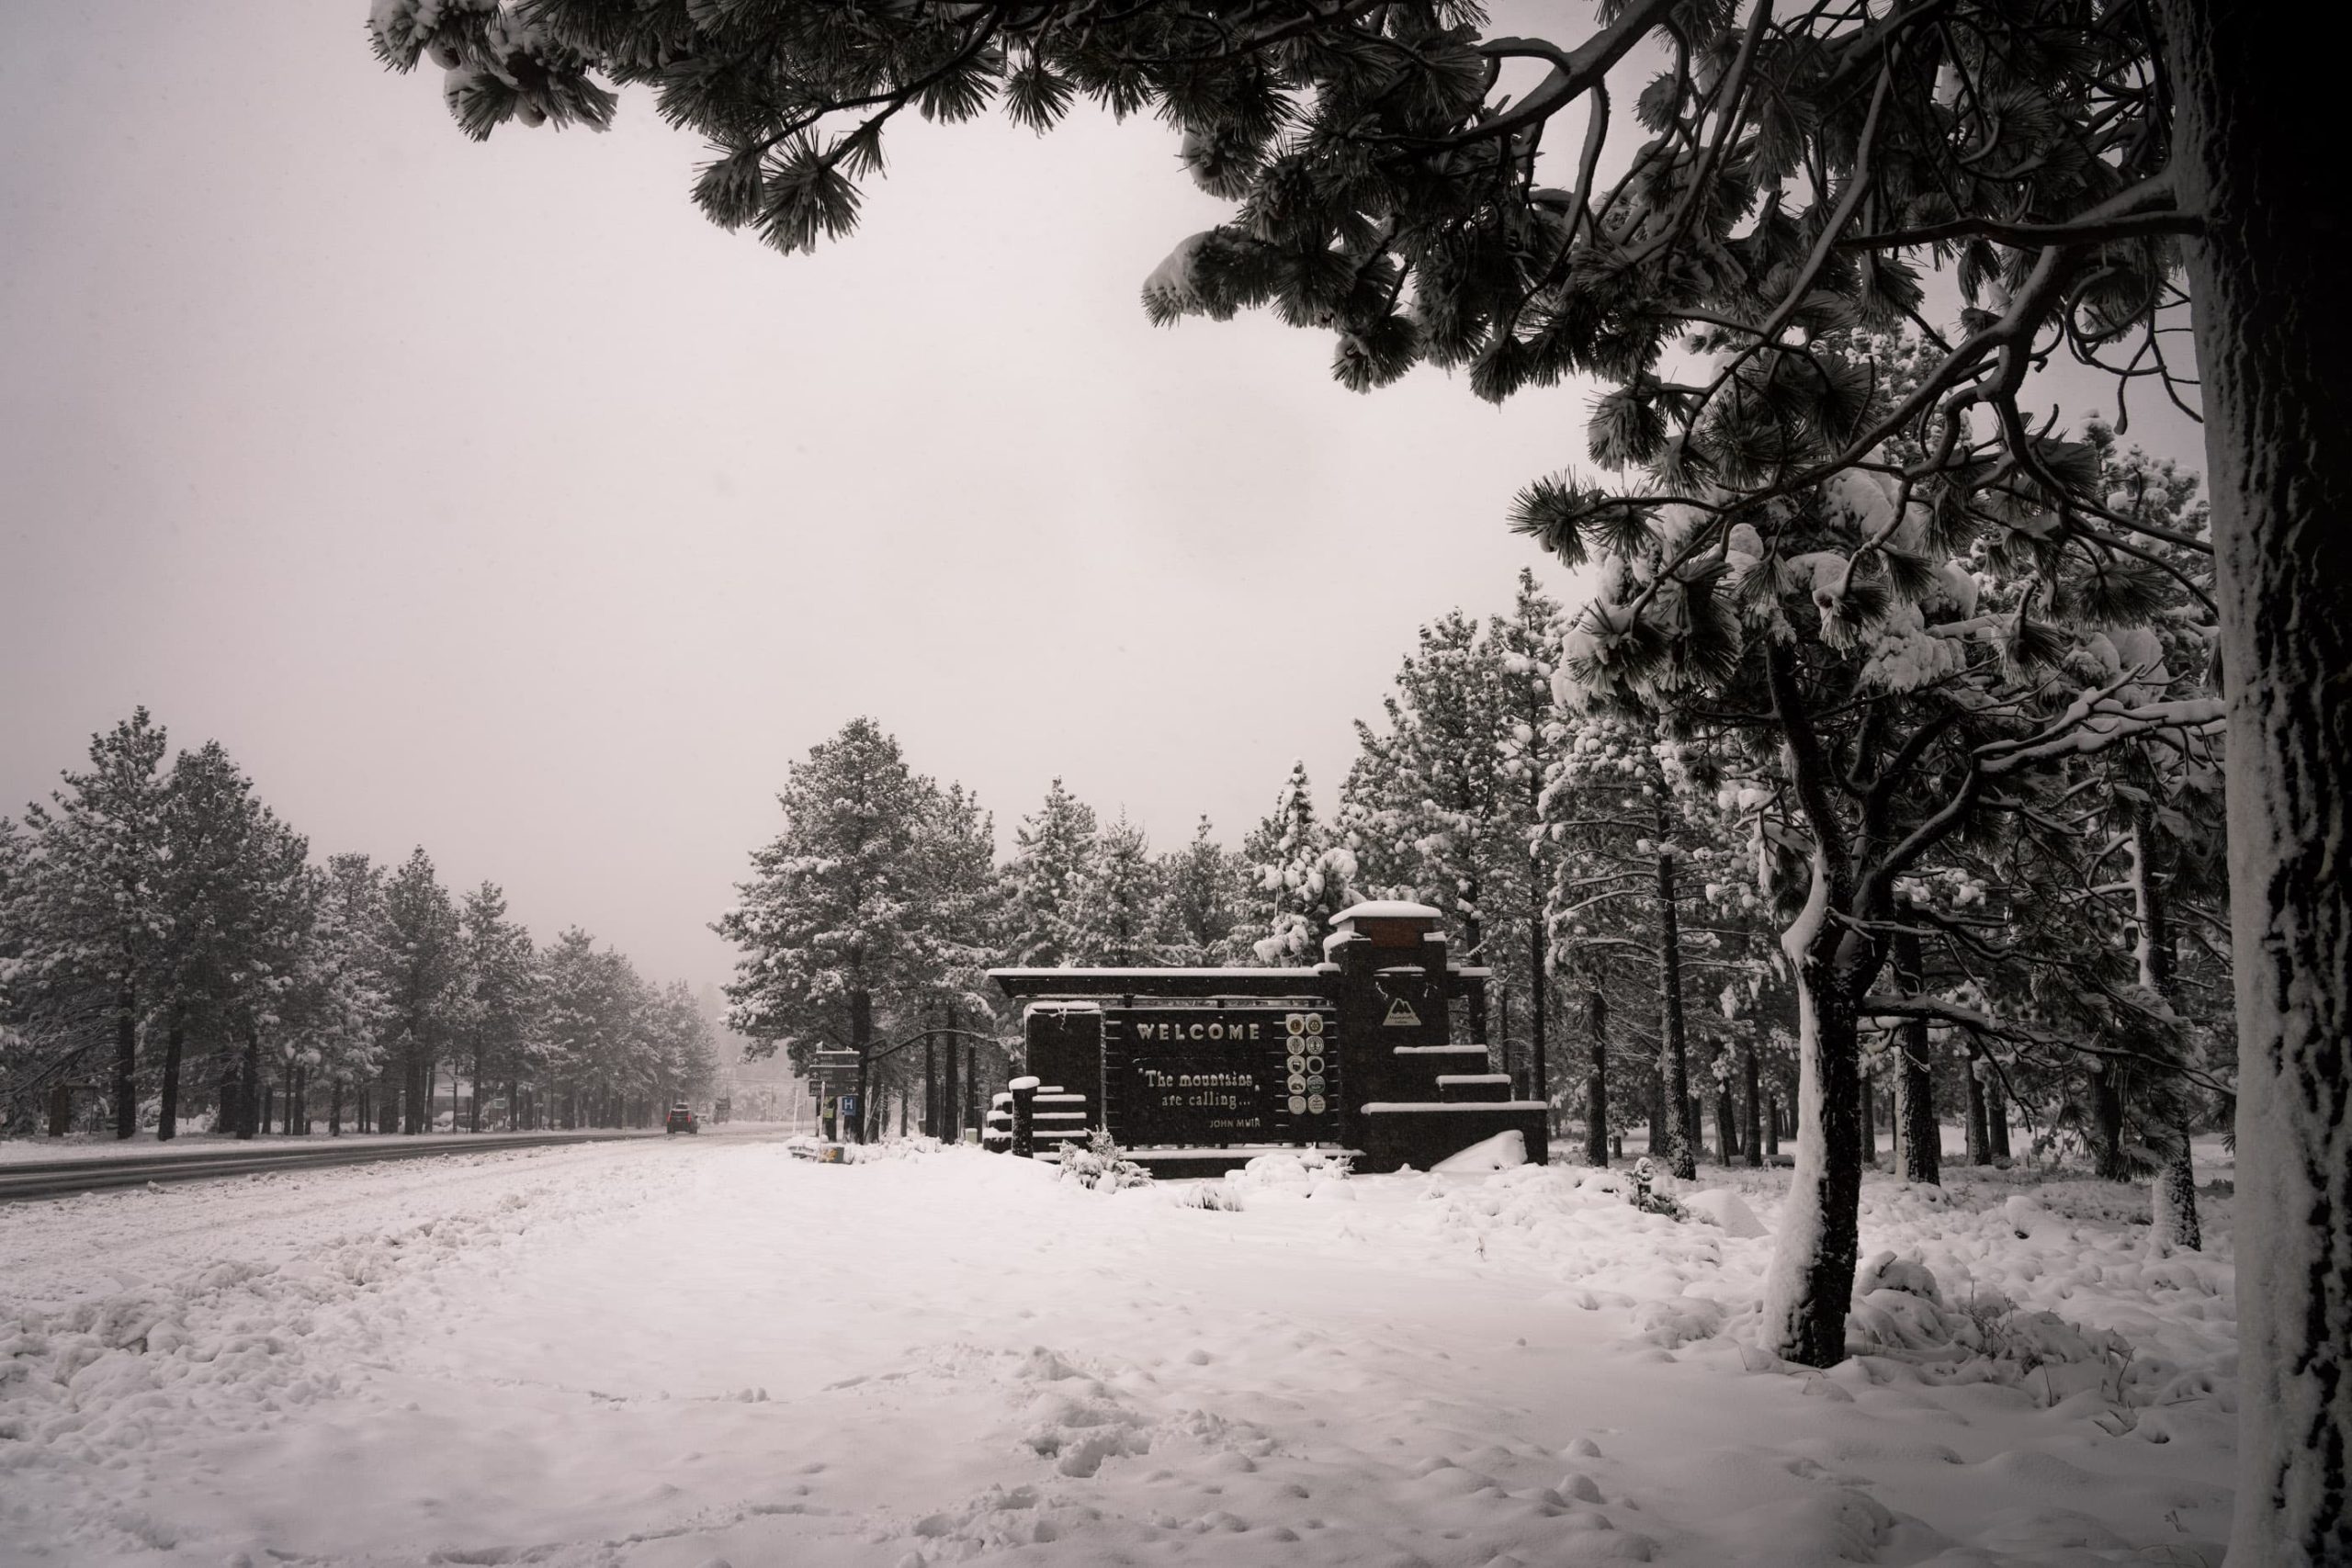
[664,1103,698,1135]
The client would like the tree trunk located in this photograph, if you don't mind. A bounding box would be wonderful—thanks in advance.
[2160,5,2352,1553]
[1762,858,1864,1369]
[1656,845,1695,1179]
[1765,1090,1781,1158]
[2129,815,2201,1252]
[1893,924,1939,1186]
[113,975,139,1139]
[330,1077,344,1136]
[1531,919,1550,1132]
[157,1009,186,1141]
[850,987,873,1145]
[942,1009,961,1142]
[1740,1043,1758,1166]
[1860,1070,1878,1168]
[1986,1074,2010,1160]
[924,1031,937,1138]
[1459,891,1489,1046]
[1963,1047,1991,1165]
[1584,986,1609,1167]
[1714,1083,1738,1164]
[2090,1065,2128,1179]
[237,1028,261,1139]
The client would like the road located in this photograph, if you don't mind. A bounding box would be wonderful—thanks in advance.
[0,1128,695,1201]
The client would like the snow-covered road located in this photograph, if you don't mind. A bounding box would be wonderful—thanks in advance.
[0,1137,2238,1566]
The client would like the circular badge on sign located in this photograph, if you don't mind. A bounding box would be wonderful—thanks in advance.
[1287,1054,1306,1074]
[1306,1094,1327,1114]
[1305,1055,1324,1076]
[1285,1014,1306,1036]
[1306,1074,1326,1092]
[1287,1073,1306,1093]
[1288,1095,1308,1115]
[1306,1014,1325,1035]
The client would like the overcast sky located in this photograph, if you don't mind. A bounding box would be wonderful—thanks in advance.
[0,3,2205,990]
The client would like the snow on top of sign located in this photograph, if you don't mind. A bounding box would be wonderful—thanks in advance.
[993,967,1324,979]
[1332,899,1442,922]
[1023,1000,1102,1017]
[1358,1100,1551,1112]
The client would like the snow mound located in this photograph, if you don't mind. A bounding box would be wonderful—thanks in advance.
[1679,1189,1768,1237]
[1432,1130,1529,1174]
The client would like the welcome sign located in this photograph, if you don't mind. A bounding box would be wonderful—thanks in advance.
[1102,1005,1340,1147]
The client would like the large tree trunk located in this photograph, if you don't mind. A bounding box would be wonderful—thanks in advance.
[113,975,138,1139]
[2161,3,2352,1555]
[1985,1073,2010,1160]
[1584,986,1609,1166]
[1762,856,1864,1368]
[1656,845,1695,1179]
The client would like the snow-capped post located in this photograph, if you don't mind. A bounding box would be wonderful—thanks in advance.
[1009,1076,1040,1159]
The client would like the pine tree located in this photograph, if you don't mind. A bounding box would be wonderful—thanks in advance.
[715,717,967,1139]
[309,852,394,1134]
[13,710,170,1136]
[457,882,537,1132]
[1005,779,1098,969]
[1341,613,1509,1027]
[382,848,461,1134]
[1243,761,1358,966]
[1081,814,1163,966]
[1489,571,1570,1112]
[1158,818,1245,966]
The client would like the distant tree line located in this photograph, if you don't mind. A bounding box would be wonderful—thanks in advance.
[0,713,716,1139]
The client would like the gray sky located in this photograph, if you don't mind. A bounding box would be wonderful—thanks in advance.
[0,4,2205,990]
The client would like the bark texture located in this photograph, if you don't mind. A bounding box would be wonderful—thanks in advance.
[2161,1,2352,1557]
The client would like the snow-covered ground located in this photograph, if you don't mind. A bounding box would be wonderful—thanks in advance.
[0,1134,2236,1566]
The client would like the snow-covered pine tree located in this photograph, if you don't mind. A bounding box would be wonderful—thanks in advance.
[1158,818,1247,967]
[13,710,170,1136]
[1489,571,1570,1113]
[1081,814,1165,967]
[1005,779,1099,969]
[382,848,462,1134]
[309,852,393,1134]
[1243,761,1358,966]
[457,882,537,1132]
[1340,613,1508,1033]
[715,718,965,1139]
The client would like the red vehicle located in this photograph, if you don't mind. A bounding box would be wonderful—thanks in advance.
[664,1102,699,1135]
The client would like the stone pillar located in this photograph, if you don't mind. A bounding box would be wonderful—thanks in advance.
[1010,1076,1039,1159]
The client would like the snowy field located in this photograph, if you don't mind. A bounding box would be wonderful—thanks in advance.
[0,1134,2236,1566]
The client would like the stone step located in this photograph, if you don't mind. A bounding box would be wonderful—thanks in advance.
[1435,1073,1513,1102]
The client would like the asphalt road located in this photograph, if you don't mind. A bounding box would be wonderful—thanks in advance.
[0,1130,686,1202]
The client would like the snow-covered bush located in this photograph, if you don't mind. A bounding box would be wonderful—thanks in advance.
[1057,1130,1150,1191]
[1625,1156,1684,1221]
